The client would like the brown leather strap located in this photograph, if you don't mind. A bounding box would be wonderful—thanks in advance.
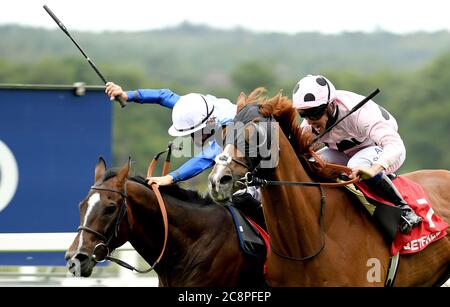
[146,161,168,266]
[309,150,360,187]
[150,183,169,266]
[147,159,158,178]
[310,150,353,174]
[319,177,360,187]
[162,161,170,176]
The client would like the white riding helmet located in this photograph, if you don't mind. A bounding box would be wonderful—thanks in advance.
[168,93,215,137]
[292,75,336,110]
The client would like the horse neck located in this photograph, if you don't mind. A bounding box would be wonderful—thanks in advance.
[261,129,325,258]
[125,181,232,285]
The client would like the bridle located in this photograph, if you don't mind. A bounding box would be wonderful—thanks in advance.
[77,185,128,262]
[76,182,168,273]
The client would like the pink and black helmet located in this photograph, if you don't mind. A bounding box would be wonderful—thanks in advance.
[292,75,336,110]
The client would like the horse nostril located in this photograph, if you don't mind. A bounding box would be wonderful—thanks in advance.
[220,175,233,185]
[67,259,76,271]
[67,255,86,277]
[74,253,89,263]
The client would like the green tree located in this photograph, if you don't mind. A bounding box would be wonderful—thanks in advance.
[231,61,277,93]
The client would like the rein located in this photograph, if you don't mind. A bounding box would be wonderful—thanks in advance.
[239,150,360,189]
[241,172,359,188]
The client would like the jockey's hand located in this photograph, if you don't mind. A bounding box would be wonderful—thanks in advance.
[349,164,385,180]
[146,175,174,187]
[105,82,128,102]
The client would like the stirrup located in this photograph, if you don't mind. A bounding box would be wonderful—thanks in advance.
[399,215,422,233]
[399,216,413,233]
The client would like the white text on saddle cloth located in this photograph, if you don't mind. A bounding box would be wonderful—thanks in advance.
[391,180,449,255]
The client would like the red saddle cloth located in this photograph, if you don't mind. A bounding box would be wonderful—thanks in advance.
[356,176,449,255]
[247,218,270,274]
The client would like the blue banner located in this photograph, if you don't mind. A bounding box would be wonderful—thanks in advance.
[0,85,112,265]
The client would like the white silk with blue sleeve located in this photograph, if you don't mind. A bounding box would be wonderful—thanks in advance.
[126,88,237,182]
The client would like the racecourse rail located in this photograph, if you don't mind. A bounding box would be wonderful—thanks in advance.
[0,232,133,252]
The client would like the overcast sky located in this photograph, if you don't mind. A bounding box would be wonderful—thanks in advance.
[1,0,450,34]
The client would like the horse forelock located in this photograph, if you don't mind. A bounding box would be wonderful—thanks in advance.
[101,168,120,183]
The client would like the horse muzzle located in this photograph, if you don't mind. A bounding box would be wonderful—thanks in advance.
[66,252,95,277]
[208,167,235,203]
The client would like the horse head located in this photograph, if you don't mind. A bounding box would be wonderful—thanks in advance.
[208,89,291,203]
[65,157,131,277]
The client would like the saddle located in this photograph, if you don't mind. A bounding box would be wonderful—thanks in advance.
[342,174,449,255]
[339,173,402,244]
[226,205,268,259]
[308,152,448,255]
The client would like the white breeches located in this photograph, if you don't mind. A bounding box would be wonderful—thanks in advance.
[316,146,404,174]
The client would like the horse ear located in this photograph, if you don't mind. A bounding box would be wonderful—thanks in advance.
[94,157,107,183]
[117,156,131,185]
[236,92,247,113]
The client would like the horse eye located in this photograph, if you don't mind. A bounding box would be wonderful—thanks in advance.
[104,204,117,215]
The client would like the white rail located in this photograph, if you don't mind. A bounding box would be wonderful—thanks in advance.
[0,232,133,252]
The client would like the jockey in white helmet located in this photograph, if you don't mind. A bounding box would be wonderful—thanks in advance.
[105,82,266,229]
[105,82,236,186]
[292,74,422,233]
[105,82,265,228]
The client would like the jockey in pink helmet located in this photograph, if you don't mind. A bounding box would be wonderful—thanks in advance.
[292,74,422,233]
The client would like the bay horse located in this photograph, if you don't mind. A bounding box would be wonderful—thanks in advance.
[65,157,265,287]
[208,88,450,286]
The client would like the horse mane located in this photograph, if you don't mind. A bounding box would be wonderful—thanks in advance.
[236,87,336,180]
[100,170,215,206]
[129,175,215,206]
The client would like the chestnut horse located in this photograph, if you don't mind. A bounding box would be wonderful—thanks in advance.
[208,88,450,286]
[65,157,265,287]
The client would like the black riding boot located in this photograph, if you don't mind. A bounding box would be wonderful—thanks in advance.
[232,192,267,231]
[365,173,422,233]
